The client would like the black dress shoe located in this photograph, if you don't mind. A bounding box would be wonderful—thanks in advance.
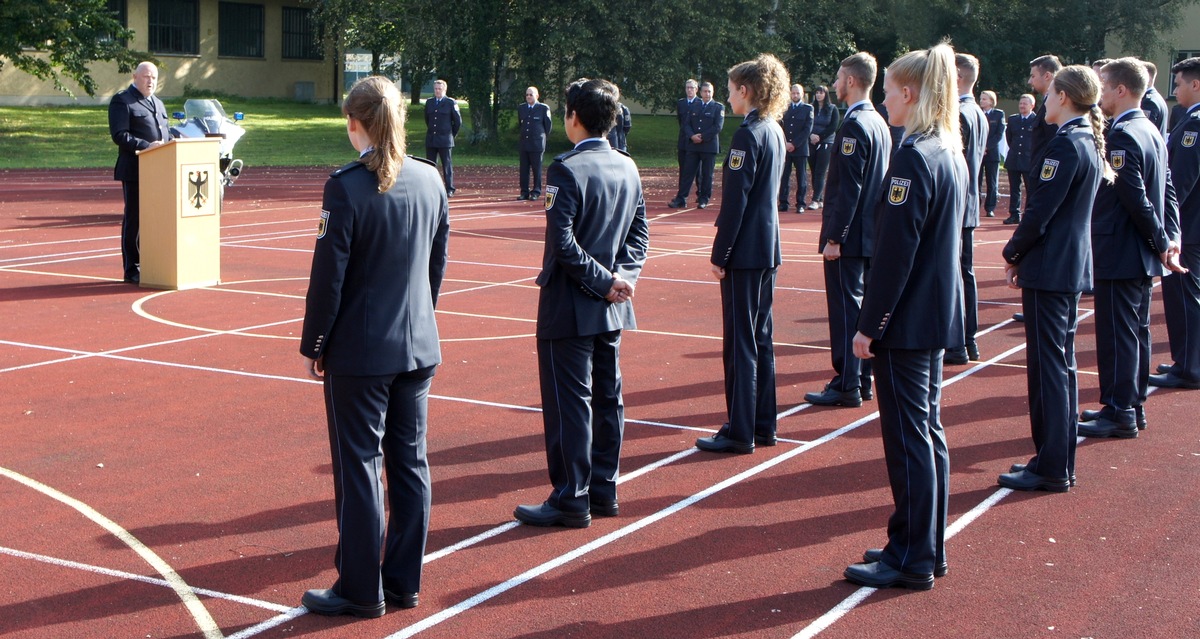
[986,210,995,217]
[301,588,385,618]
[844,561,934,590]
[514,502,591,528]
[1157,363,1175,374]
[1148,372,1200,389]
[1003,214,1020,224]
[518,194,530,201]
[754,433,777,447]
[860,385,873,401]
[1080,408,1146,430]
[998,468,1070,493]
[804,384,862,407]
[778,203,788,212]
[1078,416,1138,439]
[1010,463,1076,486]
[863,548,946,578]
[943,348,969,365]
[531,192,541,199]
[668,198,685,208]
[966,342,980,361]
[124,274,140,284]
[697,199,709,209]
[383,589,419,609]
[695,433,754,454]
[589,496,619,517]
[1012,312,1024,322]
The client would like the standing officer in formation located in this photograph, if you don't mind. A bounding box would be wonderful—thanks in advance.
[804,52,890,408]
[778,83,814,212]
[514,78,649,528]
[300,76,450,618]
[694,54,789,455]
[677,79,700,172]
[1141,61,1171,138]
[607,96,632,152]
[945,53,987,365]
[425,79,462,196]
[108,61,171,285]
[1029,55,1064,163]
[1078,58,1181,439]
[980,90,1005,217]
[846,42,966,591]
[670,81,726,209]
[517,86,553,201]
[1152,57,1200,391]
[998,65,1107,493]
[1004,94,1037,225]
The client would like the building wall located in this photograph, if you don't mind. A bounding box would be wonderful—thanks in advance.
[0,0,337,106]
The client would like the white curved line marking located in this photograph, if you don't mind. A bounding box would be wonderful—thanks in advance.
[0,466,224,639]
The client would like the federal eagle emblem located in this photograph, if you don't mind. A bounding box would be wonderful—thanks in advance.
[888,177,911,205]
[544,185,558,210]
[188,170,209,209]
[317,210,330,239]
[728,149,746,170]
[1040,159,1060,181]
[1110,150,1125,170]
[841,138,857,155]
[1183,132,1197,148]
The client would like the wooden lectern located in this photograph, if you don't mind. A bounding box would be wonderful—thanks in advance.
[136,138,222,289]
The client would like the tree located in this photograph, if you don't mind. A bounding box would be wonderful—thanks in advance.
[0,0,141,97]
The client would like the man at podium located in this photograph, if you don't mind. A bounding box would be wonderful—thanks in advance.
[109,61,172,284]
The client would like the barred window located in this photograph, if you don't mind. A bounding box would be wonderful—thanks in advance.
[282,7,322,60]
[219,2,264,58]
[102,0,128,44]
[149,0,199,55]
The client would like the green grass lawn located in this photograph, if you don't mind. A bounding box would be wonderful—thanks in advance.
[0,100,735,170]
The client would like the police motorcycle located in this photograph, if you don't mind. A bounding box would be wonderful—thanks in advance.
[169,99,247,191]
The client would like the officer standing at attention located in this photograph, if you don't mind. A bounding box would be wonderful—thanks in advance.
[1141,61,1171,138]
[108,61,172,284]
[670,81,725,209]
[778,83,814,212]
[677,79,700,173]
[607,94,632,152]
[997,65,1107,493]
[517,86,553,201]
[514,78,649,528]
[1004,94,1036,225]
[804,52,890,408]
[1078,58,1184,438]
[424,79,462,196]
[300,76,450,618]
[945,53,988,365]
[980,90,1005,217]
[846,42,967,591]
[694,54,789,454]
[1029,55,1065,163]
[1150,56,1200,391]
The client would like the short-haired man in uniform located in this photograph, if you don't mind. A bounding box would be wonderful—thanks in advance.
[1079,58,1184,438]
[514,78,649,528]
[517,86,553,201]
[1151,57,1200,391]
[109,61,172,284]
[670,81,725,209]
[607,94,632,152]
[677,79,700,172]
[1141,61,1171,138]
[804,52,890,407]
[779,83,814,212]
[980,90,1005,217]
[945,53,988,364]
[425,79,462,196]
[1029,55,1064,163]
[1004,94,1037,225]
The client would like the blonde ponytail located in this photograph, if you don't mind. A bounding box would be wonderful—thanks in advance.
[886,43,961,152]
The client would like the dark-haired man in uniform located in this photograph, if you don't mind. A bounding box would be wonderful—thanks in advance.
[779,84,814,212]
[514,78,649,528]
[1141,61,1171,138]
[1028,55,1064,163]
[670,82,725,209]
[425,79,462,196]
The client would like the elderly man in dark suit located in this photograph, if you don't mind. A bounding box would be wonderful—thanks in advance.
[778,84,814,212]
[517,86,553,200]
[670,82,725,209]
[1004,94,1037,225]
[109,61,172,284]
[514,78,649,528]
[425,79,462,196]
[676,79,700,181]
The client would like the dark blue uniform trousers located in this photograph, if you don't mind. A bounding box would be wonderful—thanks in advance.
[960,227,978,347]
[537,331,624,514]
[323,367,433,603]
[121,181,140,280]
[823,256,872,393]
[1022,288,1079,480]
[426,147,455,192]
[720,268,777,444]
[779,153,809,207]
[676,151,716,202]
[876,348,948,576]
[519,149,544,198]
[1093,278,1153,425]
[1161,244,1200,382]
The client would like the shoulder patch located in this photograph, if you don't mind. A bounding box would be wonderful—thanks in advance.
[841,138,857,155]
[554,149,582,163]
[1110,149,1125,170]
[407,154,438,168]
[845,110,859,121]
[1183,131,1197,148]
[329,160,365,178]
[316,210,330,239]
[728,148,746,170]
[1040,158,1060,181]
[544,185,559,210]
[888,177,911,205]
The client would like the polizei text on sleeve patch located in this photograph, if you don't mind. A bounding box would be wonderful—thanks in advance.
[317,210,330,238]
[728,149,746,170]
[544,185,558,210]
[888,177,911,205]
[1040,159,1060,181]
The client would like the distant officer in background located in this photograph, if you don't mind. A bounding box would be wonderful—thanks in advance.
[778,83,814,212]
[1004,94,1037,225]
[677,79,700,180]
[1152,56,1200,391]
[670,81,725,209]
[945,53,987,365]
[109,61,172,284]
[425,79,462,196]
[517,86,553,201]
[980,90,1005,217]
[607,97,632,152]
[1141,61,1171,138]
[1029,55,1064,162]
